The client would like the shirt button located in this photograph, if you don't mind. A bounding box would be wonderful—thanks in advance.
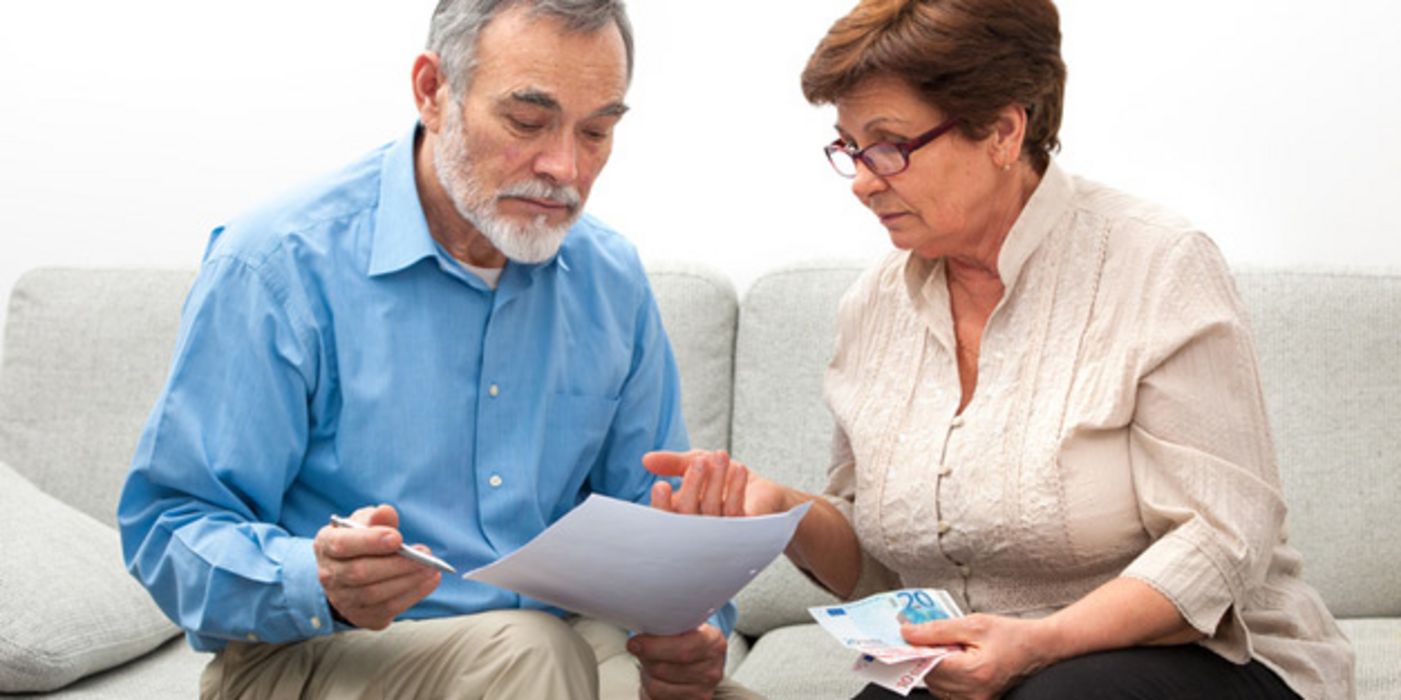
[310,616,322,630]
[488,384,500,398]
[246,632,259,642]
[488,474,504,488]
[937,521,951,535]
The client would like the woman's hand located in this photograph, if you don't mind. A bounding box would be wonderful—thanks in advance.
[902,613,1055,700]
[642,449,789,517]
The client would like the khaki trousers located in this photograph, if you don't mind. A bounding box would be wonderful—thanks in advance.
[200,610,761,699]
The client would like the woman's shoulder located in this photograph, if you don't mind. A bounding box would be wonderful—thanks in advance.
[1064,171,1216,261]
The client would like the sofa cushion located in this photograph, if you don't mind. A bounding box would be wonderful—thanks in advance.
[647,262,738,453]
[1336,618,1401,700]
[0,461,179,692]
[0,268,196,527]
[730,623,866,700]
[1234,270,1401,618]
[730,262,866,635]
[37,638,209,700]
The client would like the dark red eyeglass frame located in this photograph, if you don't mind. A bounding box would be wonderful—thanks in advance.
[824,116,963,178]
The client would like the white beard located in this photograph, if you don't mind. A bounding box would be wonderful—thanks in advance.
[432,107,582,264]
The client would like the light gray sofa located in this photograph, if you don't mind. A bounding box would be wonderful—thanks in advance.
[1,262,1397,698]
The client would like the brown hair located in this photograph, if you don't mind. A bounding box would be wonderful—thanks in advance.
[801,0,1066,173]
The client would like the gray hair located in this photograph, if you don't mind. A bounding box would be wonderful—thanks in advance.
[427,0,634,96]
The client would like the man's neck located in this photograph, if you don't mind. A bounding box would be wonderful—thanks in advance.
[413,129,507,269]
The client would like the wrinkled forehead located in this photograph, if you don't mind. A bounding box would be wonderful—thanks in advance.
[468,6,630,112]
[833,75,946,136]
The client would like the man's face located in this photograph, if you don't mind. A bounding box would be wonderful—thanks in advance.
[432,6,629,263]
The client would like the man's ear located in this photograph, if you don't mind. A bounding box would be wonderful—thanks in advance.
[412,52,450,133]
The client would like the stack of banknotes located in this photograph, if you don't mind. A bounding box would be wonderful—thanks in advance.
[808,588,964,696]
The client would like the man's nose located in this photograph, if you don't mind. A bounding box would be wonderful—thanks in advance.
[533,132,579,186]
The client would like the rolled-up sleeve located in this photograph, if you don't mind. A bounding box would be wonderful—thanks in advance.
[1121,232,1286,660]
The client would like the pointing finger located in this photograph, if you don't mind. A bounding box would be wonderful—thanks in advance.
[642,450,708,477]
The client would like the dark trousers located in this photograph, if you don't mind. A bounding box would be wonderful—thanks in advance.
[852,645,1299,699]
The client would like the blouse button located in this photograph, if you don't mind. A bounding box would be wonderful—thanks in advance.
[937,521,951,535]
[959,565,972,577]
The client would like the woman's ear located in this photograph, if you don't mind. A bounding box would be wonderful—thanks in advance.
[989,103,1028,170]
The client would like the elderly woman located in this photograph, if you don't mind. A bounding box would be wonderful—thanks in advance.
[642,1,1353,698]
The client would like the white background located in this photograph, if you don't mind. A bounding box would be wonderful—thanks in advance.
[3,1,1399,346]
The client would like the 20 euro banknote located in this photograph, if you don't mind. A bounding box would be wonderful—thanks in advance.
[809,588,964,695]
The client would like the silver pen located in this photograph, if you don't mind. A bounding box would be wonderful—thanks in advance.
[328,514,457,574]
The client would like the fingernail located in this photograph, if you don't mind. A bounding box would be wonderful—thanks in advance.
[381,534,396,547]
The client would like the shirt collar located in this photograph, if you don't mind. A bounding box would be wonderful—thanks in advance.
[992,158,1074,294]
[368,123,441,278]
[903,158,1075,303]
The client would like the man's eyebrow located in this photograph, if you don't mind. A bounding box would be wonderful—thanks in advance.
[508,89,561,111]
[591,102,630,119]
[505,90,628,119]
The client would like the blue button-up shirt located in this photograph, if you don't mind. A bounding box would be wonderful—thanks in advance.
[118,126,735,652]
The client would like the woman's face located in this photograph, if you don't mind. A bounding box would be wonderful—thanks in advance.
[833,75,1007,260]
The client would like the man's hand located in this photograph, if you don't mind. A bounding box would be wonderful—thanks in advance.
[313,504,441,630]
[628,623,727,700]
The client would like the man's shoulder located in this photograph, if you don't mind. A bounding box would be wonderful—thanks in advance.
[557,214,649,288]
[207,142,393,267]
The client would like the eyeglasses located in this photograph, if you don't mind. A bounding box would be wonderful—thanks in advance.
[823,116,962,178]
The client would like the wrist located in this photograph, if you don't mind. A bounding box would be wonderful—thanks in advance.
[327,598,356,628]
[781,489,810,559]
[1027,615,1070,669]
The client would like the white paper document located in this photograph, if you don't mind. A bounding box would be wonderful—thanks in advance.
[464,495,812,635]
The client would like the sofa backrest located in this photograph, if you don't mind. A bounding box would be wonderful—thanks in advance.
[728,262,863,635]
[3,263,1396,629]
[0,264,738,530]
[647,263,738,455]
[0,269,197,527]
[1233,269,1401,619]
[728,261,1401,636]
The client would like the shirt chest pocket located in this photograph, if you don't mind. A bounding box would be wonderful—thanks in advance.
[535,393,621,506]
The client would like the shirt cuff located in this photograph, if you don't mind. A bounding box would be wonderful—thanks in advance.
[707,600,738,640]
[271,535,339,640]
[1121,519,1250,662]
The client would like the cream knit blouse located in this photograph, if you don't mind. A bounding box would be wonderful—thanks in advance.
[821,162,1354,699]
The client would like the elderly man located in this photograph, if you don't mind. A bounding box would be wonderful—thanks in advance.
[118,1,752,698]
